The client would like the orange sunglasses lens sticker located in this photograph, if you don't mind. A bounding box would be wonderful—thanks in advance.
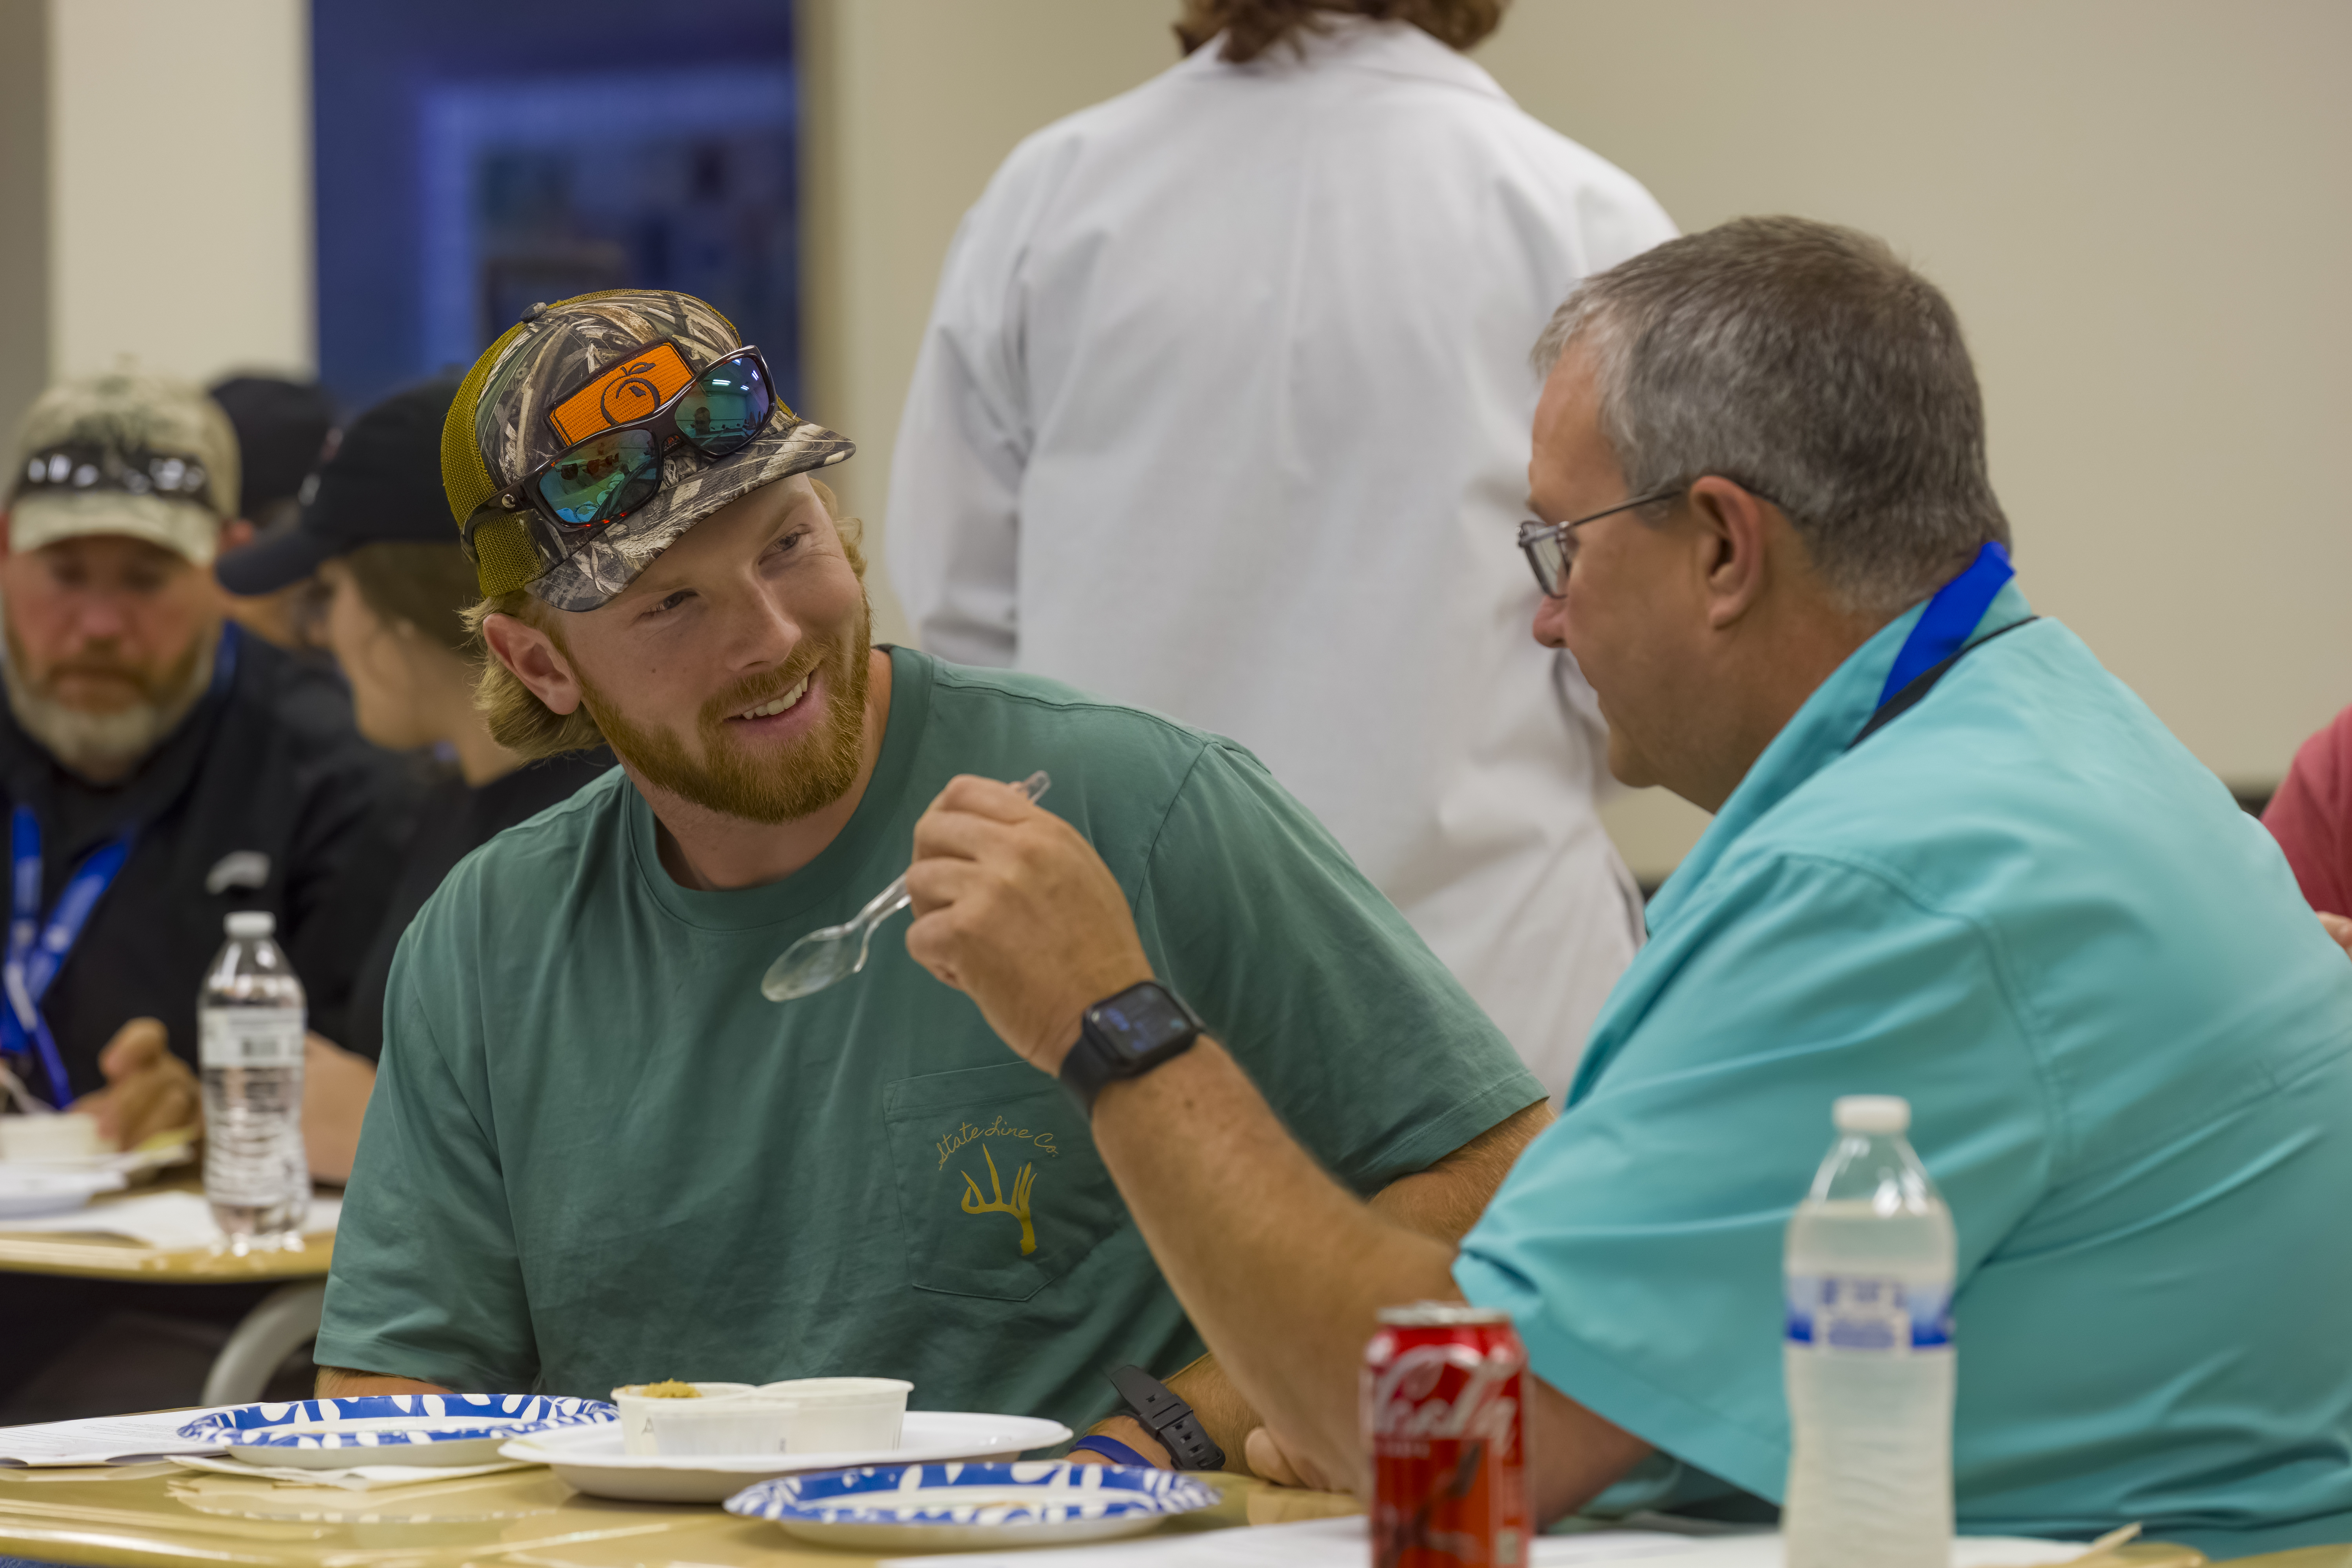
[547,342,697,447]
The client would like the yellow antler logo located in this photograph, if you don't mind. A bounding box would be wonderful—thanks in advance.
[959,1145,1037,1256]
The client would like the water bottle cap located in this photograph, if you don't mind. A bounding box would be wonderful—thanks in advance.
[225,910,275,939]
[1833,1094,1910,1134]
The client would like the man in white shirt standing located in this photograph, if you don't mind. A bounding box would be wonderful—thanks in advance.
[889,0,1679,1096]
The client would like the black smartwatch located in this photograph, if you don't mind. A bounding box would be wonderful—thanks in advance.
[1058,981,1202,1114]
[1106,1363,1226,1472]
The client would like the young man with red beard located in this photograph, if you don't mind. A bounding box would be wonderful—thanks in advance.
[314,291,1548,1470]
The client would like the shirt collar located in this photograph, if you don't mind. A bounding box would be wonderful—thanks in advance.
[1176,15,1511,104]
[1643,580,2036,934]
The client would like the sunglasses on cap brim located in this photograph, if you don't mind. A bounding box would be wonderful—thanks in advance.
[13,442,221,515]
[462,340,780,573]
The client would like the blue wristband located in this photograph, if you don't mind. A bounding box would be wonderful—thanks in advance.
[1069,1435,1155,1468]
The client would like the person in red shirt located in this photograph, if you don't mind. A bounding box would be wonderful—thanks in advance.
[2263,703,2352,951]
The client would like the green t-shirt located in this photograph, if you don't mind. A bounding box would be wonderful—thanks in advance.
[318,648,1541,1433]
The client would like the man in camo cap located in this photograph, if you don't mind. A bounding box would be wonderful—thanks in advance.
[317,289,1550,1476]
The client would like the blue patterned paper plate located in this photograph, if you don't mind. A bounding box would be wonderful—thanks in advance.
[725,1461,1220,1550]
[180,1395,614,1469]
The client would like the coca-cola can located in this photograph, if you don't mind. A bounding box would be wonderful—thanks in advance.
[1363,1302,1530,1568]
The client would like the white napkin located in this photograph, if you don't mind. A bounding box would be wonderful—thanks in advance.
[0,1407,234,1466]
[0,1192,339,1248]
[167,1453,534,1491]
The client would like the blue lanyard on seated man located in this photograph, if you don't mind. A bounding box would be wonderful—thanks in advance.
[0,625,242,1107]
[1850,541,2036,750]
[2,821,134,1105]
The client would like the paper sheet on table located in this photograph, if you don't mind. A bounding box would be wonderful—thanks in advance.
[880,1515,2104,1568]
[0,1192,340,1248]
[167,1454,534,1491]
[0,1408,233,1466]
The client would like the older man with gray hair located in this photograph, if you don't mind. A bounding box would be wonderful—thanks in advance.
[899,216,2352,1554]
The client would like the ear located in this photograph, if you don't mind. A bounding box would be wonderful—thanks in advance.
[481,610,586,716]
[1683,476,1777,632]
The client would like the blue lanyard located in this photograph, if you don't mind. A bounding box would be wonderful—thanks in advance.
[1849,541,2033,753]
[2,814,133,1103]
[0,624,241,1105]
[1875,541,2015,709]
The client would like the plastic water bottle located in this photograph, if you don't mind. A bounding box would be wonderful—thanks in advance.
[199,910,309,1245]
[1783,1094,1955,1568]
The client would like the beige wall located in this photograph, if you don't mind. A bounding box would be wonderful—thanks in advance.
[797,0,1179,646]
[799,0,2352,884]
[1491,0,2352,877]
[41,0,313,397]
[0,0,50,448]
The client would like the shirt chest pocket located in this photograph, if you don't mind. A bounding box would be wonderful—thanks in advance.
[882,1060,1125,1302]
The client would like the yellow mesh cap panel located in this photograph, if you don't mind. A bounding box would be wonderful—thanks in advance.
[441,318,534,527]
[472,512,545,597]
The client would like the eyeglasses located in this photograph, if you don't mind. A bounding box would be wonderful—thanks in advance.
[14,443,220,514]
[462,340,780,571]
[1515,487,1684,597]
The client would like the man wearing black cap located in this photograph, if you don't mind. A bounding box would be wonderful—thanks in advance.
[208,374,339,652]
[216,379,608,1177]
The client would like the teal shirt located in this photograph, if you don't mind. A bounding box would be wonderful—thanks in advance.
[320,648,1542,1435]
[1456,586,2352,1558]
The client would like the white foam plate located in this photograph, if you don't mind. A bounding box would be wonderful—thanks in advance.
[0,1166,124,1220]
[500,1411,1073,1503]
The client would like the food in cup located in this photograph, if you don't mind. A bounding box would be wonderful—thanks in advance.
[611,1381,753,1454]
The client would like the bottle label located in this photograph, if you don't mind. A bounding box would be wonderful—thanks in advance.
[199,1010,305,1068]
[1785,1274,1953,1352]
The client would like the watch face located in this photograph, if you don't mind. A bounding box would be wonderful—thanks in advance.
[1089,985,1194,1062]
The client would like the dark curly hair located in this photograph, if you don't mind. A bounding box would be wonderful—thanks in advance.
[1174,0,1507,64]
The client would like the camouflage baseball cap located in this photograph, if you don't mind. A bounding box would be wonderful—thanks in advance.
[443,289,853,611]
[8,370,239,566]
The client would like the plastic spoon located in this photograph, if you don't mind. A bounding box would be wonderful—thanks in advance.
[760,771,1051,1002]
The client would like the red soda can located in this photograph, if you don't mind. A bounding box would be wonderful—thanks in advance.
[1363,1302,1530,1568]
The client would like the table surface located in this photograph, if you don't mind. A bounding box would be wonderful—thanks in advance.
[0,1176,333,1282]
[0,1456,2308,1568]
[0,1460,1367,1568]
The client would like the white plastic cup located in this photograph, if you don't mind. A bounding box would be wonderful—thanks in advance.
[755,1377,912,1454]
[609,1382,754,1455]
[0,1113,105,1163]
[647,1396,795,1457]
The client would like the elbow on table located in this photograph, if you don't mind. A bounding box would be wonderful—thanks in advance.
[315,1366,451,1399]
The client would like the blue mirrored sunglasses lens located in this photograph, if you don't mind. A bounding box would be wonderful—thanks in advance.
[674,353,773,456]
[536,428,661,527]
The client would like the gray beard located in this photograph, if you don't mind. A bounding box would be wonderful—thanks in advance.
[1,639,215,784]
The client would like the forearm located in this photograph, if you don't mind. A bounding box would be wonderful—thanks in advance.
[1094,1099,1553,1475]
[316,1366,449,1397]
[1090,1039,1459,1492]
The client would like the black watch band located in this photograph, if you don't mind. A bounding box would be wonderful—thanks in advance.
[1059,981,1203,1115]
[1105,1363,1225,1472]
